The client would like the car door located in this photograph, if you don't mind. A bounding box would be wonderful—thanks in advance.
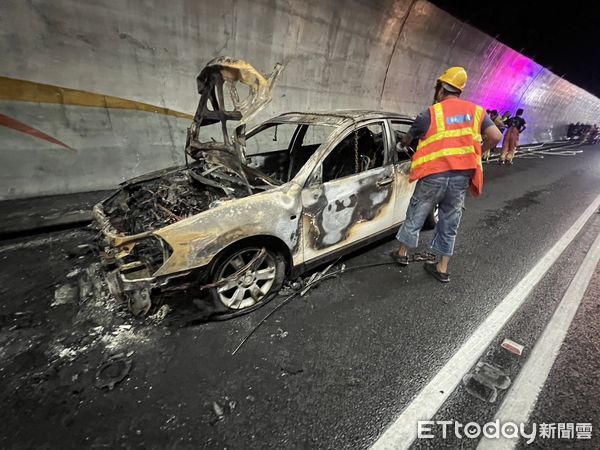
[300,120,397,263]
[389,119,418,225]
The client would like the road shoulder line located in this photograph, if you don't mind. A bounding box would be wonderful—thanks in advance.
[477,229,600,449]
[370,193,600,450]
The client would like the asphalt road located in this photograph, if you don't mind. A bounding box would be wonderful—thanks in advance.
[1,143,599,449]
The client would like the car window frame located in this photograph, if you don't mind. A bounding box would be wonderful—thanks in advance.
[388,118,415,164]
[305,118,392,187]
[243,121,304,156]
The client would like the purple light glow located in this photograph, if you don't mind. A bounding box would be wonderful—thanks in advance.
[467,45,542,117]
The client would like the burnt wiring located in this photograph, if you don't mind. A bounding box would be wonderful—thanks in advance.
[230,257,435,356]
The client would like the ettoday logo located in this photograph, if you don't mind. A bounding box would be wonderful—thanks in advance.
[417,420,593,444]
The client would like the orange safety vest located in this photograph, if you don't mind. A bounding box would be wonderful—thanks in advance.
[409,98,485,197]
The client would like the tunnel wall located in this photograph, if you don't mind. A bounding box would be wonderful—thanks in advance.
[1,0,599,199]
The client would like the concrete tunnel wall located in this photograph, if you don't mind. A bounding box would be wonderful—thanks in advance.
[1,0,599,199]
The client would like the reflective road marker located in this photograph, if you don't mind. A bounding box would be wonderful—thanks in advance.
[371,193,600,450]
[477,229,600,449]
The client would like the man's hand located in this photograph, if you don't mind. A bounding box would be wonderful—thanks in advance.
[396,141,415,158]
[401,132,414,146]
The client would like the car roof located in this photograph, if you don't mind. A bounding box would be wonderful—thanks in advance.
[266,110,414,126]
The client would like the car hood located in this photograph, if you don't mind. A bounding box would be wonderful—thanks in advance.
[96,161,287,240]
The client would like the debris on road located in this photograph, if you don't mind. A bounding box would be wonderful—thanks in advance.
[462,362,511,403]
[147,304,172,324]
[4,310,40,330]
[212,402,225,422]
[462,372,498,403]
[66,268,81,278]
[67,243,95,259]
[300,261,339,296]
[101,324,149,352]
[52,283,78,307]
[475,362,511,390]
[231,258,397,355]
[271,327,288,339]
[95,353,133,390]
[281,366,304,376]
[501,338,525,356]
[407,251,436,263]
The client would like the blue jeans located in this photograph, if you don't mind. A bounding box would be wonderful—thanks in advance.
[396,172,471,257]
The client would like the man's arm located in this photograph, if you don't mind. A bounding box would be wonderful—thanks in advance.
[481,123,502,152]
[401,131,414,146]
[402,109,430,146]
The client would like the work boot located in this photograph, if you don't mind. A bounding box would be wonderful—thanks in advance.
[507,160,514,165]
[499,159,505,165]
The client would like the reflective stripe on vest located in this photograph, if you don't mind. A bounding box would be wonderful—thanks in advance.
[410,99,485,196]
[412,145,476,169]
[434,102,445,134]
[416,102,483,152]
[473,106,484,168]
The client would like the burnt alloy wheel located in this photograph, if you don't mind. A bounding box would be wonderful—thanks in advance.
[209,247,285,312]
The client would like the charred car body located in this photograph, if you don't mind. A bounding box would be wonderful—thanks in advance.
[94,57,426,316]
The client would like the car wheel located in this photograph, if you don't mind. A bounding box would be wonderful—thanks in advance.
[209,246,285,312]
[422,204,439,230]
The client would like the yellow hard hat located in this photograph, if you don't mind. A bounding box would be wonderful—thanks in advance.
[437,67,468,92]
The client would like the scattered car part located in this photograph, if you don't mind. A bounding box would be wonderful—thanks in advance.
[95,354,133,390]
[147,304,172,324]
[212,402,225,422]
[407,251,437,263]
[501,338,525,356]
[462,372,498,403]
[231,259,399,355]
[127,287,152,317]
[474,362,511,390]
[462,361,511,403]
[300,261,338,296]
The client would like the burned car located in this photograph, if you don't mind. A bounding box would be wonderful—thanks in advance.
[94,58,431,316]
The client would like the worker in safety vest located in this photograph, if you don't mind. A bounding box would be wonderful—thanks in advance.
[391,67,502,283]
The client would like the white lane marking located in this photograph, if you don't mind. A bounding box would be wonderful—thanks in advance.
[477,230,600,449]
[370,193,600,450]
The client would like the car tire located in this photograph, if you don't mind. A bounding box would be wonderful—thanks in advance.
[422,204,439,230]
[208,246,286,316]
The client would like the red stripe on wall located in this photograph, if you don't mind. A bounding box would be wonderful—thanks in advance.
[0,113,72,150]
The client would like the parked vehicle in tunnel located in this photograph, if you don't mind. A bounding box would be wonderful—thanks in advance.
[94,110,435,317]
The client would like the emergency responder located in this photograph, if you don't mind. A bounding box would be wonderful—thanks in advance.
[391,67,502,283]
[499,109,527,165]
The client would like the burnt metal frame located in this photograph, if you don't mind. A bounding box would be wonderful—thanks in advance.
[303,118,393,186]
